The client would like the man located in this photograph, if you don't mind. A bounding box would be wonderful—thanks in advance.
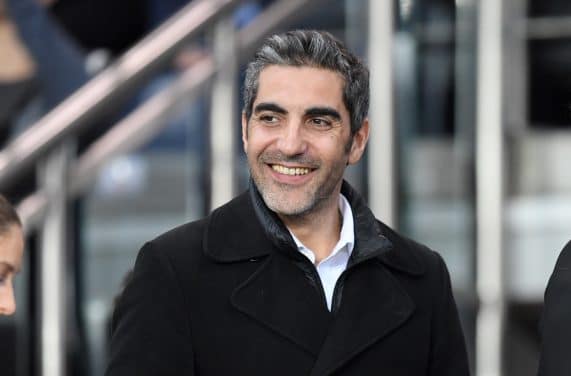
[106,30,469,375]
[0,194,24,316]
[538,240,571,376]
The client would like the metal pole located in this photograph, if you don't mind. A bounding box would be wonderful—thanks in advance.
[368,0,397,227]
[39,143,73,376]
[476,0,505,375]
[209,17,237,211]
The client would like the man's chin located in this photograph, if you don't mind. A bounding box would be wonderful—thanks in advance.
[264,195,314,218]
[253,175,316,214]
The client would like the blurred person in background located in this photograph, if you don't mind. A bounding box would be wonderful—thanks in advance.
[0,0,38,144]
[538,240,571,376]
[1,0,89,140]
[0,194,24,316]
[105,30,469,376]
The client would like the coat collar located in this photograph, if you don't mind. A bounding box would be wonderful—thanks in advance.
[203,179,424,276]
[202,189,274,263]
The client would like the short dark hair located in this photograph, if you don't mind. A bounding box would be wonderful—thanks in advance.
[242,29,369,134]
[0,195,21,235]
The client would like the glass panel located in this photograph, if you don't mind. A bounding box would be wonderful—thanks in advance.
[505,2,571,374]
[505,88,571,376]
[393,0,477,365]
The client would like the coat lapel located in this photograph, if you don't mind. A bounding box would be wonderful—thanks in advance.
[310,261,415,376]
[231,252,332,356]
[204,190,333,357]
[203,193,331,356]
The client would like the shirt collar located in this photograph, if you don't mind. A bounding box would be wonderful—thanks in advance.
[289,193,355,264]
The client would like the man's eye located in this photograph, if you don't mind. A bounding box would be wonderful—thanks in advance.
[258,115,280,124]
[308,118,333,128]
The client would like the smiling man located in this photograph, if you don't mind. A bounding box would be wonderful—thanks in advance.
[106,30,470,376]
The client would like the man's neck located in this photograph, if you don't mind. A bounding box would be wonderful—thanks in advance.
[279,195,342,264]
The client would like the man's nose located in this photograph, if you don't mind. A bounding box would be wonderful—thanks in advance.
[0,287,16,316]
[276,121,307,156]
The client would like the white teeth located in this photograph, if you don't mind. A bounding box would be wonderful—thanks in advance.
[272,165,310,176]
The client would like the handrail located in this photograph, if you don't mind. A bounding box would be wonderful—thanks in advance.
[16,0,322,231]
[16,55,217,231]
[0,0,239,190]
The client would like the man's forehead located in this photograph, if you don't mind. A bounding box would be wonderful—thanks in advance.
[255,65,347,110]
[258,65,344,84]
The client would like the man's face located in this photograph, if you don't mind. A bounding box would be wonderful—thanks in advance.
[242,65,369,218]
[0,225,24,316]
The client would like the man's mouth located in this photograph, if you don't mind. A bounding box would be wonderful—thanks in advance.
[271,164,312,176]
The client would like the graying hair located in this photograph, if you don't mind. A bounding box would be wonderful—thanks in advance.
[242,30,369,134]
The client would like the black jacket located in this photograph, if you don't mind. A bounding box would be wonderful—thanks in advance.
[106,181,470,375]
[538,240,571,376]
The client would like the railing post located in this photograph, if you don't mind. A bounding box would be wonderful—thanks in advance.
[209,16,237,211]
[476,0,506,375]
[38,142,73,376]
[368,0,397,227]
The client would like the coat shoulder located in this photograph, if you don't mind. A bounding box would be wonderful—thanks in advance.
[138,190,258,270]
[148,218,208,260]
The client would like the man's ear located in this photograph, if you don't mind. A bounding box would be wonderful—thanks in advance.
[241,112,248,153]
[348,118,370,165]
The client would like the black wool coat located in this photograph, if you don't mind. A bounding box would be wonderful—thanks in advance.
[538,240,571,376]
[105,182,470,376]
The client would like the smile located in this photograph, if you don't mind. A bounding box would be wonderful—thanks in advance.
[271,164,312,176]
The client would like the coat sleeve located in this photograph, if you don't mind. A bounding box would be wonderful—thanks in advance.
[538,240,571,376]
[428,252,471,376]
[105,241,195,376]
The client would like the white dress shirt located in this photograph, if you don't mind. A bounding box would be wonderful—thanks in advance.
[288,194,354,311]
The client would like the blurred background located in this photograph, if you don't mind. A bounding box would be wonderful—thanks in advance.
[0,0,569,375]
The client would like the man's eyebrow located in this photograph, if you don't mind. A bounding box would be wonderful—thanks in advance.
[253,102,287,115]
[305,107,341,121]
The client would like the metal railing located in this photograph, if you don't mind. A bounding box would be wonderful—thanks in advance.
[3,1,322,375]
[476,1,506,375]
[12,0,325,231]
[0,0,238,191]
